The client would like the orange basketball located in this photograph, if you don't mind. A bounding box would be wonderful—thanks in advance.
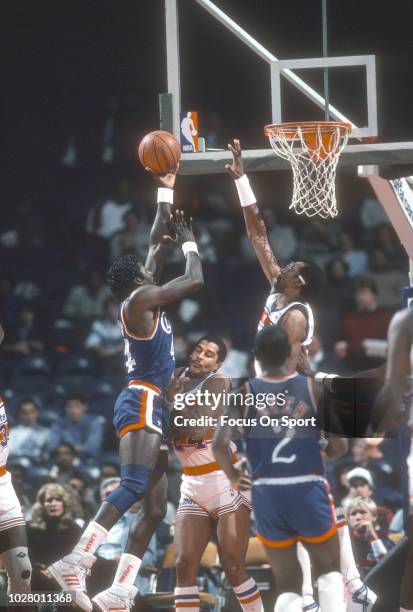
[138,130,181,174]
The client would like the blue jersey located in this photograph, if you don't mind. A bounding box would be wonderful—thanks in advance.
[244,375,323,479]
[119,300,175,394]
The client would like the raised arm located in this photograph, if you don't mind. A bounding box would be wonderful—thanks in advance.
[280,308,308,373]
[372,309,413,431]
[126,211,203,317]
[145,169,178,280]
[226,139,281,286]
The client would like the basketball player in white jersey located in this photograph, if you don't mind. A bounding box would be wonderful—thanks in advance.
[373,308,413,612]
[225,139,323,375]
[168,335,263,612]
[0,324,32,597]
[225,140,376,610]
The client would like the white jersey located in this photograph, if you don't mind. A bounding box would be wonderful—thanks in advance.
[172,368,236,474]
[0,398,10,467]
[258,292,314,346]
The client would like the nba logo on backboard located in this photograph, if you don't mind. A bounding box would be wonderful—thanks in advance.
[180,111,199,152]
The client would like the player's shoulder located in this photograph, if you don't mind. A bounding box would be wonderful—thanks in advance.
[390,308,413,334]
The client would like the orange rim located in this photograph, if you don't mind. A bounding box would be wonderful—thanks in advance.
[264,121,352,139]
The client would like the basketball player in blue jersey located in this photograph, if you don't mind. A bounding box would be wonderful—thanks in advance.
[48,172,204,612]
[213,325,347,612]
[373,308,413,612]
[225,139,324,374]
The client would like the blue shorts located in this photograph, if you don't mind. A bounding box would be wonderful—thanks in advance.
[113,382,170,439]
[252,477,336,548]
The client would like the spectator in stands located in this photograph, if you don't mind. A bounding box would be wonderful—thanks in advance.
[27,483,82,591]
[68,471,98,522]
[85,296,123,364]
[375,223,406,269]
[342,467,394,531]
[48,394,104,460]
[85,180,132,239]
[366,248,405,308]
[49,443,80,484]
[334,277,393,370]
[9,398,49,463]
[62,269,112,322]
[338,232,368,277]
[2,304,44,355]
[346,497,393,578]
[109,208,150,262]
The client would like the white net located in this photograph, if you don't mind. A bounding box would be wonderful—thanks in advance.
[266,122,351,219]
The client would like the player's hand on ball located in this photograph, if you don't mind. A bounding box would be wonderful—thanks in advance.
[145,165,179,189]
[225,139,244,179]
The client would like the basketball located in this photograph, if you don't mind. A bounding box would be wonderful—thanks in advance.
[138,130,181,174]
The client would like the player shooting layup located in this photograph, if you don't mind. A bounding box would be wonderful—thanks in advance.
[373,308,413,612]
[168,335,263,612]
[48,173,204,612]
[0,324,32,597]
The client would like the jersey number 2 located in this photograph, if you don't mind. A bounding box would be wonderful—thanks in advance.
[271,432,297,464]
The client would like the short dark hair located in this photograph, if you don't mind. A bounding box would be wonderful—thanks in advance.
[55,442,76,456]
[107,254,145,302]
[193,335,227,363]
[254,326,290,369]
[18,398,39,412]
[299,261,324,302]
[65,393,86,405]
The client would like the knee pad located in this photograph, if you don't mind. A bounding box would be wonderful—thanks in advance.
[1,547,32,593]
[274,592,302,611]
[106,463,151,515]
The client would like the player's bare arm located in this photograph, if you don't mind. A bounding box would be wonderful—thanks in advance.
[226,138,280,286]
[212,384,251,491]
[373,309,413,431]
[280,308,308,372]
[0,323,4,345]
[145,168,178,279]
[124,211,203,333]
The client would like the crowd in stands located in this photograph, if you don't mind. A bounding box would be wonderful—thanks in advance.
[0,162,409,602]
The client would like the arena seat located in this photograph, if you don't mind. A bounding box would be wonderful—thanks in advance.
[142,542,219,610]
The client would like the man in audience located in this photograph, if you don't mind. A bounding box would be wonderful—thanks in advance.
[9,398,49,462]
[48,394,104,460]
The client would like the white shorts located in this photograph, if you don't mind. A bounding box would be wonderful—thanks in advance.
[0,471,25,533]
[177,470,251,520]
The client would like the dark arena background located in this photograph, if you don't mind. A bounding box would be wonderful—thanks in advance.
[1,1,413,611]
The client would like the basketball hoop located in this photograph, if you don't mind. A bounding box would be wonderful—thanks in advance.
[264,121,352,218]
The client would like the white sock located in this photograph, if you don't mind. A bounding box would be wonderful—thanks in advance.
[73,521,108,556]
[112,553,142,590]
[175,586,200,610]
[337,520,362,590]
[233,577,263,611]
[273,592,303,611]
[317,571,345,612]
[297,542,314,606]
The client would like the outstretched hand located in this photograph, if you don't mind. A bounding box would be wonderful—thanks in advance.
[145,165,180,189]
[225,139,244,179]
[171,209,195,246]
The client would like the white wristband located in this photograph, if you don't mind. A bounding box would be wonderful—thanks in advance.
[182,241,199,256]
[315,372,338,380]
[371,539,386,558]
[235,174,256,207]
[157,187,174,204]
